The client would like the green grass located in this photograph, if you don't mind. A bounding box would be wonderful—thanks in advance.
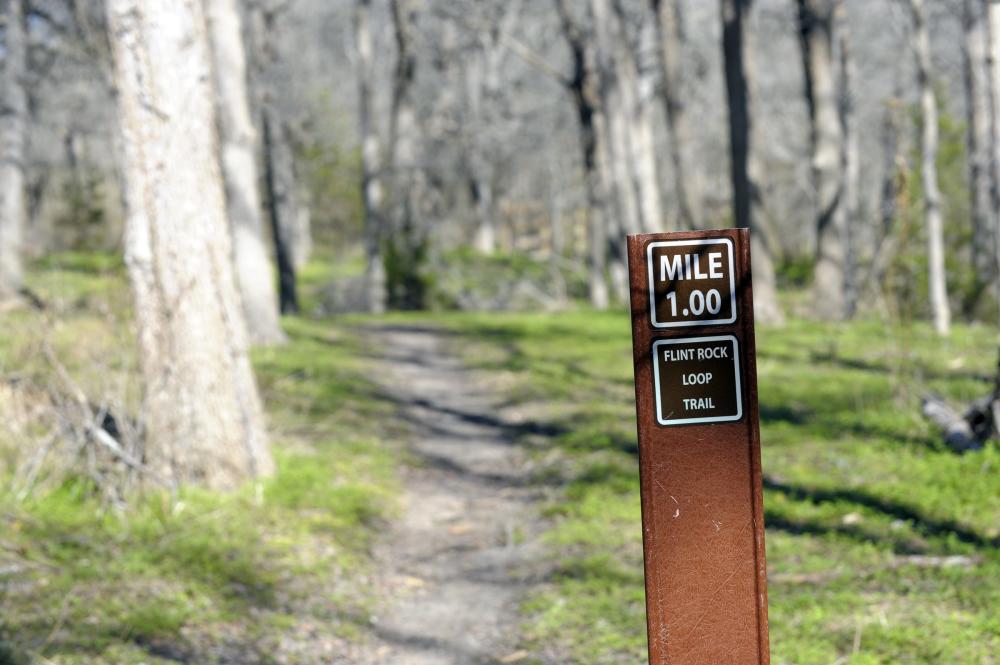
[411,308,1000,665]
[5,252,1000,664]
[0,254,398,664]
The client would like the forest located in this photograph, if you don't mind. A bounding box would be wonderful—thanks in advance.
[0,0,998,663]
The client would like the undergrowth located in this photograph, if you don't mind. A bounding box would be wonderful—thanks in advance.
[0,254,397,664]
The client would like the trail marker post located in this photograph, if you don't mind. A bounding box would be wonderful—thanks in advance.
[627,229,770,665]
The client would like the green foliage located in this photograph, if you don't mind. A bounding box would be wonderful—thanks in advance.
[427,309,1000,665]
[385,233,431,310]
[776,254,814,289]
[53,170,110,251]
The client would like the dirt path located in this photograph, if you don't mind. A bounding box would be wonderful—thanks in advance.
[359,325,548,665]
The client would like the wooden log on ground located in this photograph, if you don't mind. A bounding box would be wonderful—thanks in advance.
[921,393,987,451]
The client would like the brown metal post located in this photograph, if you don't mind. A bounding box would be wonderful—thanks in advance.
[627,228,770,665]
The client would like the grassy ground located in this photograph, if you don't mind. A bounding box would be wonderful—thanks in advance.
[3,255,999,664]
[420,309,1000,665]
[0,255,398,664]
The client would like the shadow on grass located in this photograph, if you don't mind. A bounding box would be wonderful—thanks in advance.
[764,476,999,551]
[0,641,29,665]
[384,392,567,441]
[760,347,994,386]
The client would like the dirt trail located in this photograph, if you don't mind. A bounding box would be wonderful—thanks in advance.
[359,325,548,665]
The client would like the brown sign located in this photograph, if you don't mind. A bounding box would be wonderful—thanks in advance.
[648,238,736,327]
[627,229,770,665]
[653,336,742,426]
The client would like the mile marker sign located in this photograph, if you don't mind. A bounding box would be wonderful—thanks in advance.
[627,229,770,665]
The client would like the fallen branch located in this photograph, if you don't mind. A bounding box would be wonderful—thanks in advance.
[921,394,984,452]
[921,346,1000,452]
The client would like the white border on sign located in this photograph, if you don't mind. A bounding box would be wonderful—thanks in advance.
[646,238,738,328]
[652,335,743,426]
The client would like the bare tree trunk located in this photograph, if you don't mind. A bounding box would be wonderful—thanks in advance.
[592,0,663,236]
[0,0,27,300]
[964,0,994,301]
[720,0,783,323]
[205,0,285,345]
[626,14,666,233]
[909,0,950,336]
[284,174,312,271]
[261,114,299,314]
[555,0,609,309]
[388,0,428,309]
[106,0,273,490]
[988,0,1000,322]
[465,2,523,254]
[797,0,847,320]
[471,172,496,254]
[354,0,387,313]
[651,0,702,229]
[591,0,639,240]
[864,97,906,299]
[249,2,299,314]
[839,32,861,317]
[465,45,497,254]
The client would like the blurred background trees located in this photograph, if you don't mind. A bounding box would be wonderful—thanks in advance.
[2,0,1000,487]
[5,0,1000,325]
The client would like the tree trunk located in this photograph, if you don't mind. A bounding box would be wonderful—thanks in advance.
[839,32,860,317]
[464,42,497,254]
[909,0,950,336]
[355,0,388,312]
[651,0,703,230]
[287,181,312,271]
[720,0,783,324]
[387,0,428,310]
[205,0,285,345]
[555,0,609,309]
[797,0,847,321]
[625,13,666,233]
[988,0,1000,322]
[261,114,299,314]
[964,0,994,309]
[249,3,299,315]
[106,0,273,490]
[0,0,27,300]
[593,0,663,236]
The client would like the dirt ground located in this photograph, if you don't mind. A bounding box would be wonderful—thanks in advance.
[356,325,552,665]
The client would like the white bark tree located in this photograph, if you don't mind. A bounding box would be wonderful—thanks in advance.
[106,0,273,490]
[591,0,663,243]
[249,0,302,314]
[651,0,703,230]
[797,0,848,320]
[355,0,387,313]
[463,0,524,255]
[839,31,860,316]
[205,0,285,345]
[987,0,1000,321]
[610,0,664,234]
[963,0,993,302]
[0,0,27,300]
[387,0,429,309]
[908,0,950,336]
[555,0,610,309]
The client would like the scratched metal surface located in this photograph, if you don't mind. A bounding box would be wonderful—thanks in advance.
[627,228,770,665]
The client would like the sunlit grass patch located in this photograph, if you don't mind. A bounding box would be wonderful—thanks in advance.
[428,308,1000,665]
